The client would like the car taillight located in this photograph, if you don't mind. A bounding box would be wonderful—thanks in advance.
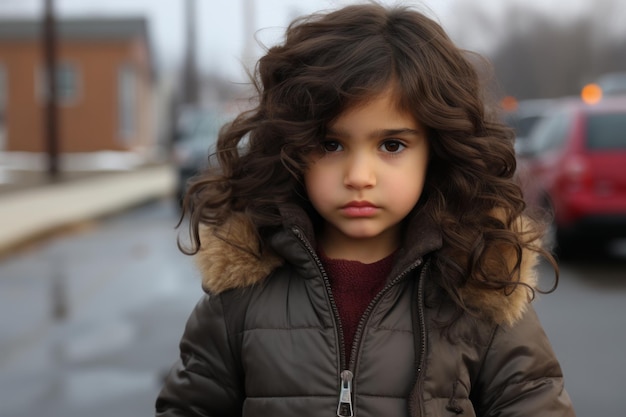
[559,155,592,192]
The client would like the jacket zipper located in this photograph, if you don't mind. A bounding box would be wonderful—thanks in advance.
[412,260,429,417]
[291,227,348,370]
[337,370,354,416]
[342,258,423,417]
[292,226,425,417]
[347,258,423,372]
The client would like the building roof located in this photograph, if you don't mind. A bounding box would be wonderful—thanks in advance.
[0,17,156,80]
[0,17,150,42]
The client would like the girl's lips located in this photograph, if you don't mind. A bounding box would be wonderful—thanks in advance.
[343,201,376,208]
[341,201,379,217]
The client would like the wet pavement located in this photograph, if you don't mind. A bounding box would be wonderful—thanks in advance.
[0,199,201,417]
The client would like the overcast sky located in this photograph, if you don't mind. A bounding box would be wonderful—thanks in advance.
[0,0,617,81]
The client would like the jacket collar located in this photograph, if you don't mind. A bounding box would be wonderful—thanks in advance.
[195,205,540,326]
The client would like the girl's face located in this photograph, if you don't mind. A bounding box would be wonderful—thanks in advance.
[304,89,429,262]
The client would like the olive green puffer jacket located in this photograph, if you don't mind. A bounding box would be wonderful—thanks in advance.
[155,207,576,417]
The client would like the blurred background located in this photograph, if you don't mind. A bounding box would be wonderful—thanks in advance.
[0,0,624,416]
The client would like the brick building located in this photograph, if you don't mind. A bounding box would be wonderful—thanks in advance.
[0,17,156,162]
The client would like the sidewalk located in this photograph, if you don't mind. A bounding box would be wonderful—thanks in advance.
[0,164,177,256]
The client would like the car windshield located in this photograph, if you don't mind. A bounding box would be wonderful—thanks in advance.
[513,115,543,138]
[586,113,626,150]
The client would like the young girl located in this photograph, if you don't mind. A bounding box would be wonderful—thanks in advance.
[156,3,575,416]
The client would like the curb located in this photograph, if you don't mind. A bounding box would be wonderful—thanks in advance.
[0,164,176,257]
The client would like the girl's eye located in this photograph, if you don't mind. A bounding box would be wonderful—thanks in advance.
[381,140,405,153]
[322,140,343,152]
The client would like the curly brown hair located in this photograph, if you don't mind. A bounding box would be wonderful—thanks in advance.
[181,3,558,309]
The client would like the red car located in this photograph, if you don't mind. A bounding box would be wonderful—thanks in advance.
[516,97,626,257]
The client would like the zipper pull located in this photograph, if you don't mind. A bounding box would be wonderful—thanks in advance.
[337,370,354,416]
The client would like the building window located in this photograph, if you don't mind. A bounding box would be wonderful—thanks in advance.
[0,64,6,112]
[118,64,137,143]
[37,61,80,104]
[0,64,5,150]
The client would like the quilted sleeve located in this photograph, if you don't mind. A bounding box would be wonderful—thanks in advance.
[472,306,576,417]
[155,294,244,416]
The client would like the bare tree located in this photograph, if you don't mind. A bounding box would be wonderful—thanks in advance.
[452,0,626,100]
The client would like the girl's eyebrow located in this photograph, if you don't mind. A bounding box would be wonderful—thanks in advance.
[326,127,423,139]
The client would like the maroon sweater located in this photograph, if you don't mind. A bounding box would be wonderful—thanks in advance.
[319,250,395,364]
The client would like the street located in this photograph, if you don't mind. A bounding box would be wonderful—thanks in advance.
[0,199,200,417]
[1,198,625,416]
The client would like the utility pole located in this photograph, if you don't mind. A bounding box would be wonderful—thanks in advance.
[242,0,256,70]
[182,0,199,106]
[43,0,59,180]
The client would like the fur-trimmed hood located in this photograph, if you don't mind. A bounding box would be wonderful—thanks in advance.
[195,208,542,326]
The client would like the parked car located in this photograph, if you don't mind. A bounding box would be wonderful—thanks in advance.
[594,72,626,97]
[172,108,222,204]
[516,97,626,257]
[502,98,557,155]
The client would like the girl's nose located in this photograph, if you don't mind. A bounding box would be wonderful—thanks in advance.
[344,154,376,189]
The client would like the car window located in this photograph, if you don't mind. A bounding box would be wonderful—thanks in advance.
[528,112,571,154]
[586,113,626,150]
[506,113,544,138]
[515,115,543,138]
